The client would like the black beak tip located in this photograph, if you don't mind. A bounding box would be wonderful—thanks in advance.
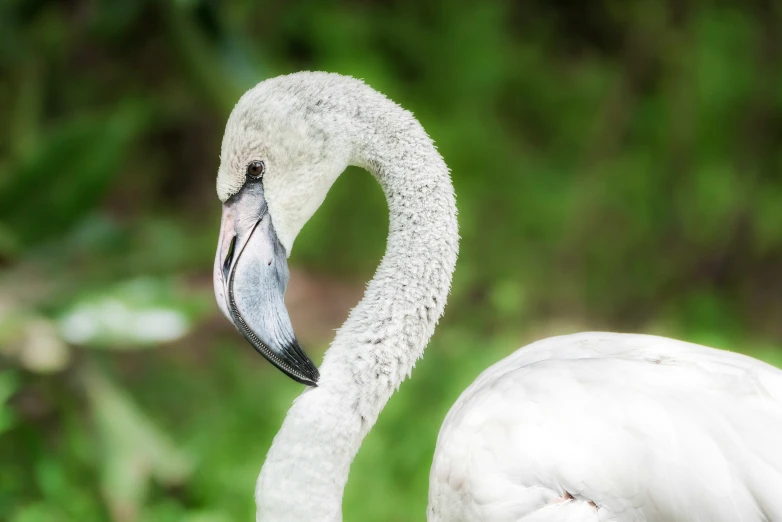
[285,349,320,387]
[284,340,320,387]
[285,367,320,387]
[298,370,320,387]
[246,336,320,387]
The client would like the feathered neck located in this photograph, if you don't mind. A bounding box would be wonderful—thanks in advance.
[255,80,459,522]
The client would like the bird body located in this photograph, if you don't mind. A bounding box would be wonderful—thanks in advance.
[429,332,782,521]
[211,72,782,522]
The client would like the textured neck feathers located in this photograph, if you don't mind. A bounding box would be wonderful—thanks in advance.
[255,83,459,521]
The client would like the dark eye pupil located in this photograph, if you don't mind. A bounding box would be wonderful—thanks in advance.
[247,161,264,178]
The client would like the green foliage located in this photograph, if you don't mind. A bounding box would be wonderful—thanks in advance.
[1,0,781,521]
[0,371,19,435]
[0,106,146,247]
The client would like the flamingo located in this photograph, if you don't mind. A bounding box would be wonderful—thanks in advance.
[212,71,782,521]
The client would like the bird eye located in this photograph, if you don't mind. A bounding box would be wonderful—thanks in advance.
[246,160,265,179]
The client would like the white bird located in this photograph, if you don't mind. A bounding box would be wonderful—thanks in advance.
[212,72,782,522]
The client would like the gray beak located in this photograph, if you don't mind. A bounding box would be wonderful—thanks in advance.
[213,180,319,386]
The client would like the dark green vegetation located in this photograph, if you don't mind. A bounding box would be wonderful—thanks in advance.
[1,1,781,521]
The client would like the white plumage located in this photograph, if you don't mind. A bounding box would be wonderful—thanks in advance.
[429,332,782,521]
[212,72,782,522]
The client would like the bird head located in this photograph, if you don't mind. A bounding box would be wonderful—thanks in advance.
[214,73,357,386]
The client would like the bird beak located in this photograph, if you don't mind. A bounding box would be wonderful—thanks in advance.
[213,181,319,386]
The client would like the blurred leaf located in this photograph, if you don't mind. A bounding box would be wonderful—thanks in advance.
[0,103,147,247]
[57,277,207,349]
[165,1,251,114]
[85,365,193,522]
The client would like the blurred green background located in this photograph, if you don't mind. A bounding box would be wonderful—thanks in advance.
[1,0,781,520]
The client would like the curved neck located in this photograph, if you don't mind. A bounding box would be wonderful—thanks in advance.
[255,97,458,521]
